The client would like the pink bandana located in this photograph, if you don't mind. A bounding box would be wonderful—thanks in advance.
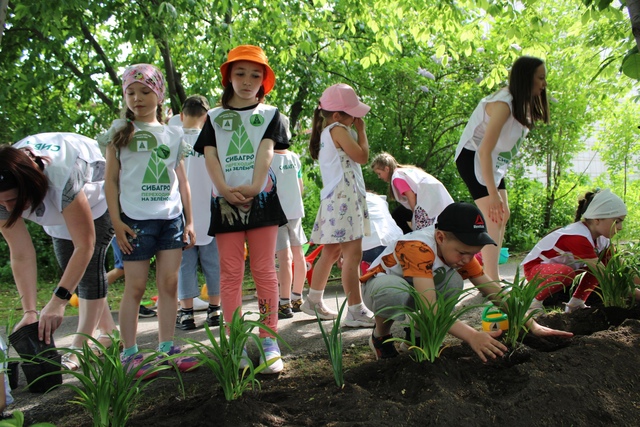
[121,64,166,104]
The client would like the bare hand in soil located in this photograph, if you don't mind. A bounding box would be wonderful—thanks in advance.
[468,330,507,362]
[529,320,574,338]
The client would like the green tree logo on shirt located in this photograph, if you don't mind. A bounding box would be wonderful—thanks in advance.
[496,129,526,165]
[142,145,171,183]
[226,125,254,156]
[129,131,171,184]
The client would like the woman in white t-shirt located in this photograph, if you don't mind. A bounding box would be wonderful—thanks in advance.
[455,56,550,282]
[0,134,118,371]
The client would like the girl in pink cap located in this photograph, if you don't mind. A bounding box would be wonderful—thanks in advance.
[304,83,375,328]
[101,63,197,378]
[194,45,289,374]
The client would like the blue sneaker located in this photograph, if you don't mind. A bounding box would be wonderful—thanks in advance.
[259,337,283,374]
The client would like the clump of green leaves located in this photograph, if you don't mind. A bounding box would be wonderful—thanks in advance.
[0,410,56,427]
[187,307,288,401]
[57,332,173,427]
[496,270,556,349]
[588,245,640,309]
[315,296,348,388]
[384,283,483,363]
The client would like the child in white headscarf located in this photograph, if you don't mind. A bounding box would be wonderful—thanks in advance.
[522,189,636,312]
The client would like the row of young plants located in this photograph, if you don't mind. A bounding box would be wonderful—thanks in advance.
[5,252,638,426]
[314,251,640,386]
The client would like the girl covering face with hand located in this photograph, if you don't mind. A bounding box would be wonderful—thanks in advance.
[304,83,375,328]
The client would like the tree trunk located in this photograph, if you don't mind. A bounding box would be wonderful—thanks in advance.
[289,73,311,135]
[0,0,8,46]
[628,0,640,52]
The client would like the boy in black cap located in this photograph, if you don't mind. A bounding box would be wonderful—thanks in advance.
[360,202,572,361]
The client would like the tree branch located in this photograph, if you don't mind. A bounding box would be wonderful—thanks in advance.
[79,21,120,86]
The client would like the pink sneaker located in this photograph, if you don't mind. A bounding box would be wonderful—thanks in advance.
[160,346,199,373]
[121,353,158,380]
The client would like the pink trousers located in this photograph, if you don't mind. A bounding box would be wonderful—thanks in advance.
[216,226,279,338]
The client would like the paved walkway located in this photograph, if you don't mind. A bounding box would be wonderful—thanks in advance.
[7,257,522,413]
[49,257,521,356]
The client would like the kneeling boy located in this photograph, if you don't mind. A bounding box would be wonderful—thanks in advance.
[361,202,572,362]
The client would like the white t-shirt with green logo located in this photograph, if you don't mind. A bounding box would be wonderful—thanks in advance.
[117,123,186,220]
[11,133,107,230]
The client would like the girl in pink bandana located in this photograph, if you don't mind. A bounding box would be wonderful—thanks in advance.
[101,64,197,378]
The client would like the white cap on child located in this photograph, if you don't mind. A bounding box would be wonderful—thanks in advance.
[582,189,627,219]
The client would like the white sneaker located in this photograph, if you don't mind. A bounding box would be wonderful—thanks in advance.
[259,337,284,374]
[192,297,209,311]
[342,307,375,328]
[300,299,338,320]
[564,302,589,313]
[238,347,251,370]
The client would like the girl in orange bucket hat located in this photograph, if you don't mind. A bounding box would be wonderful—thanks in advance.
[219,45,276,100]
[194,45,289,374]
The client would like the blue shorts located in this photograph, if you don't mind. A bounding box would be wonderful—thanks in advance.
[120,214,185,261]
[111,238,124,269]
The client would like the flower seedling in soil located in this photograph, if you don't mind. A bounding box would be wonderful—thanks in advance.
[315,295,348,388]
[587,244,640,309]
[495,270,557,350]
[187,307,289,401]
[384,282,483,363]
[56,332,173,427]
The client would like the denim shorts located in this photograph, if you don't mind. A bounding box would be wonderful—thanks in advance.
[120,214,185,261]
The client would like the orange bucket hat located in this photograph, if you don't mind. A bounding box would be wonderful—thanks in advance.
[220,45,276,95]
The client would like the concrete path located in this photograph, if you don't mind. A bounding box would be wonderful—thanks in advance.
[49,256,521,356]
[7,256,522,414]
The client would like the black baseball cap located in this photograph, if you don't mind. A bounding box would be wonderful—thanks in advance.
[435,202,496,247]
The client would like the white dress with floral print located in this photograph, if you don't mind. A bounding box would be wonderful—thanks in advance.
[310,147,370,244]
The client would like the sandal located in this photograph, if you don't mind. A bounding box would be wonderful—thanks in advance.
[61,349,81,371]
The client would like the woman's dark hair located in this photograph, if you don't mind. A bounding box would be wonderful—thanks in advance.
[575,190,598,222]
[509,56,550,128]
[0,145,50,228]
[309,108,340,160]
[220,63,266,109]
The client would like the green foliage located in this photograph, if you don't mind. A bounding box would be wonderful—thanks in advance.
[0,223,59,283]
[495,271,554,349]
[0,411,55,427]
[56,332,173,427]
[588,244,640,309]
[315,296,348,388]
[186,307,288,401]
[385,283,482,363]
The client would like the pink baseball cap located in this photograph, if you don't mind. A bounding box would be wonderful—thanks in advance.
[319,83,370,117]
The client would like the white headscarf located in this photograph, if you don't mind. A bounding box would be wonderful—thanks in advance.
[582,189,627,219]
